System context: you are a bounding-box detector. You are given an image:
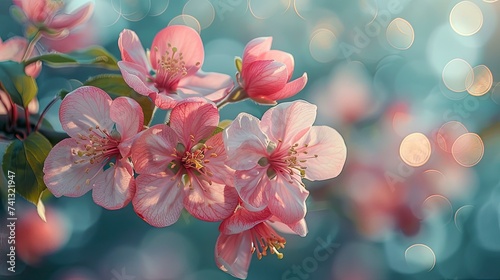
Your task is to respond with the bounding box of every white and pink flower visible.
[215,205,307,279]
[43,86,143,209]
[224,100,347,224]
[118,26,233,109]
[131,98,238,227]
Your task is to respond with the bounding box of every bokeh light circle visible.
[450,1,484,36]
[400,133,432,167]
[436,121,468,153]
[451,133,484,167]
[466,65,493,96]
[168,15,201,34]
[454,205,474,232]
[491,82,500,105]
[421,194,453,224]
[309,28,338,63]
[442,58,474,92]
[249,0,290,19]
[182,0,215,30]
[405,244,436,272]
[386,18,415,50]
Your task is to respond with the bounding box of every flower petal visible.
[241,60,288,98]
[13,0,44,23]
[59,86,113,139]
[150,92,180,109]
[265,73,307,102]
[133,172,185,227]
[39,21,97,52]
[150,25,203,75]
[91,158,135,210]
[110,96,143,141]
[204,133,234,186]
[297,126,347,180]
[260,100,316,145]
[131,124,177,174]
[183,177,238,222]
[177,71,233,103]
[257,50,294,81]
[242,37,272,66]
[220,207,272,235]
[43,138,101,197]
[224,113,269,170]
[267,216,308,237]
[267,175,309,224]
[25,60,42,78]
[131,124,178,174]
[118,61,158,96]
[215,232,253,280]
[235,168,270,211]
[0,36,27,61]
[48,2,94,30]
[118,29,150,71]
[169,99,219,145]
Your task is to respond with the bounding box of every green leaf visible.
[0,61,38,108]
[210,126,224,137]
[2,132,52,205]
[26,46,119,70]
[83,74,155,125]
[84,74,133,94]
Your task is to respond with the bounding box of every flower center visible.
[72,125,121,167]
[154,44,200,92]
[182,148,206,171]
[264,142,318,184]
[168,140,219,188]
[250,222,286,260]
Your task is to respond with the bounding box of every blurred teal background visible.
[1,0,500,279]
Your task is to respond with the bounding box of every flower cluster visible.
[41,24,347,278]
[1,2,346,277]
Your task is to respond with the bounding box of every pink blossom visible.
[17,207,68,264]
[236,37,308,105]
[215,205,307,279]
[117,26,233,109]
[0,36,41,114]
[13,0,94,38]
[43,86,143,209]
[131,99,238,227]
[224,101,347,224]
[40,18,98,53]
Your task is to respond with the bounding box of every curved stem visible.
[35,95,60,132]
[6,94,18,130]
[22,30,41,62]
[0,95,11,131]
[24,107,30,134]
[216,86,247,109]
